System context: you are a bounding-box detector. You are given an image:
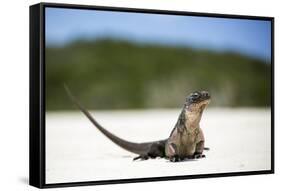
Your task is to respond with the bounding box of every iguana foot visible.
[193,153,205,159]
[133,155,149,161]
[169,155,182,162]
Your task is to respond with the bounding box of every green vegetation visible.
[46,39,271,110]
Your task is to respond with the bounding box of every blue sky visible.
[46,7,271,61]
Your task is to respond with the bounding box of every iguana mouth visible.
[199,99,211,109]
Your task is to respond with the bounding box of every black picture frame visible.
[29,2,275,188]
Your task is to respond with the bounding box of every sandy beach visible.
[45,108,271,184]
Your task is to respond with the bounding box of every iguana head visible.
[183,91,211,128]
[186,91,211,109]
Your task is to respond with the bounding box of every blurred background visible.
[45,8,272,182]
[45,8,271,110]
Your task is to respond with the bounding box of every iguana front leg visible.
[166,142,182,162]
[194,128,206,158]
[194,140,205,158]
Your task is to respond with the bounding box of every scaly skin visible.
[64,85,210,162]
[165,95,210,161]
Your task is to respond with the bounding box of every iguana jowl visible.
[64,86,211,162]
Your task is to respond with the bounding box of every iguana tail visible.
[64,84,156,156]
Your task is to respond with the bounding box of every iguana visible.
[64,85,211,162]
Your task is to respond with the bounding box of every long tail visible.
[64,84,155,155]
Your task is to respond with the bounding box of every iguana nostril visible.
[202,91,210,97]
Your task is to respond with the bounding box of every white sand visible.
[46,108,271,184]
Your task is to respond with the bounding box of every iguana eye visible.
[193,92,199,97]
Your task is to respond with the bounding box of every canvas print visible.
[44,6,272,184]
